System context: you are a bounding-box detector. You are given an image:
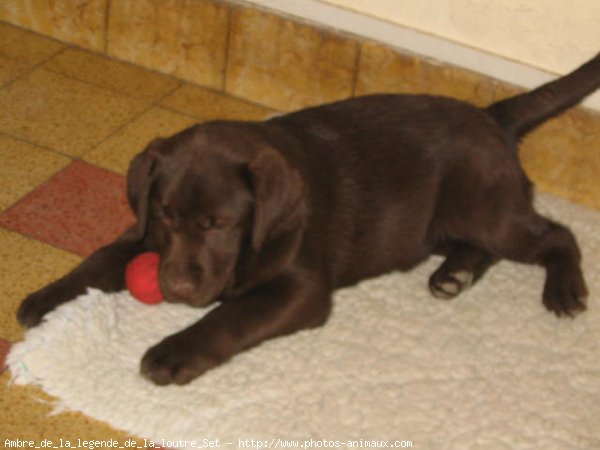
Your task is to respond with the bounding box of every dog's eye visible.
[159,205,176,222]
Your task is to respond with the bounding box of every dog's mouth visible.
[159,269,235,308]
[159,279,215,307]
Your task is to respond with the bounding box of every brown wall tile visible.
[0,0,107,51]
[107,0,229,90]
[226,7,357,111]
[356,41,495,106]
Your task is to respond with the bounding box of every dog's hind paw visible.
[429,270,474,300]
[543,266,588,317]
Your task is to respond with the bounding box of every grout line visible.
[221,3,234,93]
[0,45,69,91]
[153,78,187,107]
[39,61,171,103]
[154,104,202,121]
[76,108,159,161]
[103,0,112,54]
[0,130,75,160]
[0,56,34,89]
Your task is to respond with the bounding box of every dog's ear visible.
[126,138,164,237]
[248,148,305,252]
[236,147,306,291]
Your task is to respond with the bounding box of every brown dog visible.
[18,53,600,385]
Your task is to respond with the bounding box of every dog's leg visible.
[140,269,330,385]
[490,213,587,316]
[429,242,497,299]
[17,227,145,328]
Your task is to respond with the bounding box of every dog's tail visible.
[487,52,600,140]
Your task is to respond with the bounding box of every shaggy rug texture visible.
[8,193,600,449]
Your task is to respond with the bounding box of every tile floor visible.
[0,22,274,446]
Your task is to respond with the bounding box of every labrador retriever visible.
[17,52,600,385]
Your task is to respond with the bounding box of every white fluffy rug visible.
[8,193,600,449]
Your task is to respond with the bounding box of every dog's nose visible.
[162,262,201,301]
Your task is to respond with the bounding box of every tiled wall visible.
[1,0,598,210]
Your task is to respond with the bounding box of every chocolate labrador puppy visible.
[18,53,600,385]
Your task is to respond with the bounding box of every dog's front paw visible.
[543,266,588,317]
[140,333,223,385]
[17,290,59,328]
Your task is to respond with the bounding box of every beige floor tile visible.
[0,229,81,342]
[43,48,180,101]
[0,372,136,445]
[226,7,357,111]
[161,84,277,121]
[0,134,71,211]
[0,0,108,51]
[0,22,64,65]
[107,0,229,90]
[0,68,149,157]
[0,54,30,86]
[84,106,197,175]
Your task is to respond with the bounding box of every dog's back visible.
[267,96,518,286]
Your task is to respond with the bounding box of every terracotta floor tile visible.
[0,22,64,66]
[161,84,277,121]
[0,228,81,342]
[43,47,181,101]
[0,161,135,257]
[0,133,71,211]
[0,67,149,157]
[84,106,197,175]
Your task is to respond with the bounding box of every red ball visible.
[125,252,164,304]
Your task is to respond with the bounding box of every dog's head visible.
[126,122,305,307]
